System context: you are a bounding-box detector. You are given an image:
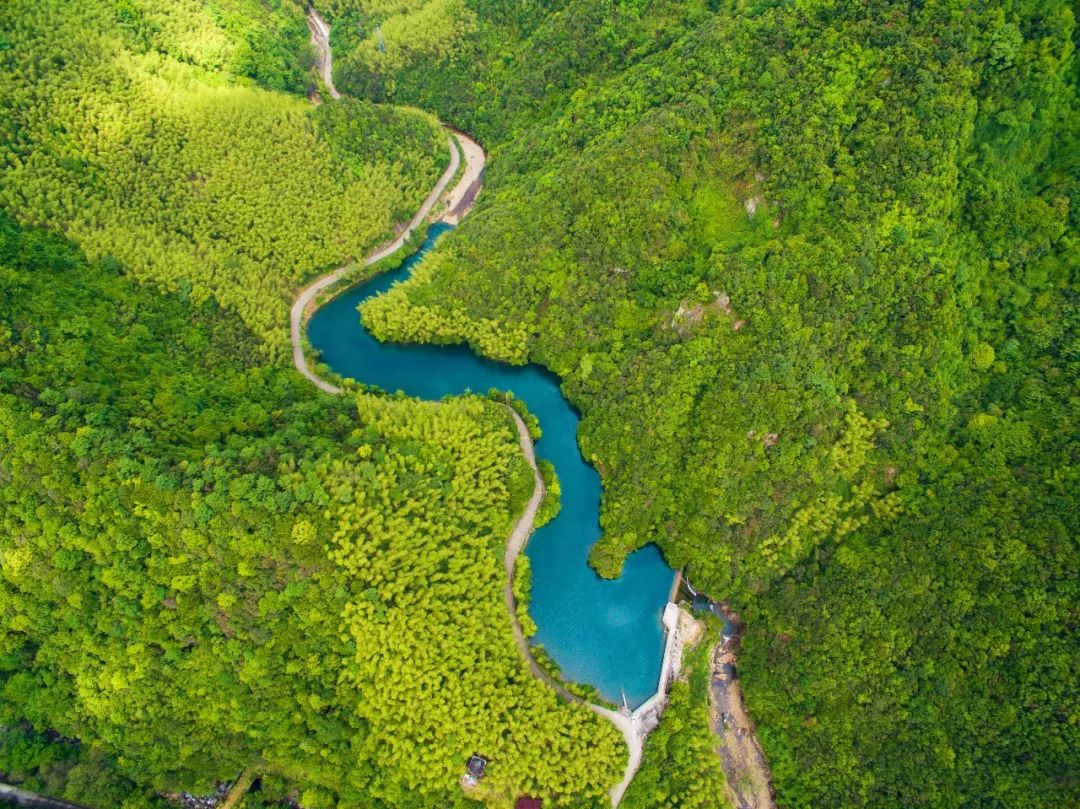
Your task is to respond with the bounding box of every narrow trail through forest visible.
[501,410,644,806]
[292,10,779,808]
[289,134,461,393]
[306,8,339,100]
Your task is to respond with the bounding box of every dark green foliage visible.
[313,98,449,189]
[0,724,169,809]
[209,0,314,93]
[0,2,627,805]
[322,0,1080,805]
[0,210,358,798]
[0,213,622,806]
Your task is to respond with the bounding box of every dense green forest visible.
[1,723,169,808]
[0,212,622,806]
[318,0,1079,806]
[0,0,449,359]
[2,0,1077,806]
[0,2,626,806]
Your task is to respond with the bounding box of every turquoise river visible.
[308,223,673,707]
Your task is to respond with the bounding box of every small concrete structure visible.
[601,602,700,806]
[0,782,90,809]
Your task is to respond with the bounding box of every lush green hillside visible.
[0,2,625,806]
[0,0,449,360]
[318,0,1079,805]
[0,212,622,806]
[3,0,1076,806]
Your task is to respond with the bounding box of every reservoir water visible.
[307,223,673,707]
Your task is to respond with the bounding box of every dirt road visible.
[307,8,340,99]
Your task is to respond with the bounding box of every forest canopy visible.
[0,1,625,806]
[0,0,1076,806]
[0,211,623,806]
[317,0,1080,805]
[0,0,449,359]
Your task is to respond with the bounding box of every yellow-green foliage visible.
[513,555,538,638]
[106,0,316,92]
[0,216,623,806]
[0,0,447,359]
[317,0,1080,804]
[362,250,529,363]
[828,400,889,479]
[319,0,475,72]
[750,401,889,577]
[327,394,622,804]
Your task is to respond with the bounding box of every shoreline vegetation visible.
[288,132,462,394]
[2,3,622,806]
[2,1,1074,808]
[295,12,762,807]
[0,206,626,805]
[293,14,670,804]
[314,1,1078,807]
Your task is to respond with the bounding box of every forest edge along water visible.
[291,9,714,807]
[297,9,674,713]
[295,151,671,807]
[299,146,676,708]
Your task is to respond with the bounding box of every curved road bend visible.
[441,131,486,224]
[290,144,643,802]
[289,134,462,394]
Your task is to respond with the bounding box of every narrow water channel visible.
[308,223,673,707]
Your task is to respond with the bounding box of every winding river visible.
[307,223,674,707]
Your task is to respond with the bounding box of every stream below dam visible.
[307,222,674,707]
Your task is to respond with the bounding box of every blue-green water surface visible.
[307,223,673,707]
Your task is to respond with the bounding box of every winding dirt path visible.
[289,133,464,393]
[288,138,644,800]
[501,411,642,806]
[292,10,643,806]
[502,412,547,678]
[307,8,340,100]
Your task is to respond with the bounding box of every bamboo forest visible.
[1,2,1076,809]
